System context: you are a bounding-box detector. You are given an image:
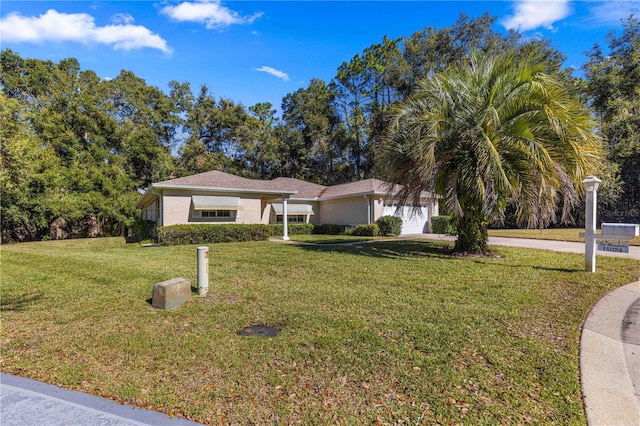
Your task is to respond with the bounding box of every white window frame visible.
[275,214,308,223]
[192,210,237,220]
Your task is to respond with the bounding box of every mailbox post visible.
[197,246,209,296]
[582,176,601,272]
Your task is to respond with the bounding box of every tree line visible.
[1,14,638,243]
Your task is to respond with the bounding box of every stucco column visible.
[282,195,290,241]
[365,195,371,225]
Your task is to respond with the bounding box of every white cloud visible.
[502,0,572,31]
[160,0,263,29]
[111,13,135,26]
[585,1,640,26]
[0,9,171,53]
[254,66,290,82]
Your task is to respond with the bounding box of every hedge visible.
[266,223,314,236]
[157,224,270,245]
[376,215,402,236]
[431,215,455,234]
[312,223,350,235]
[351,224,379,237]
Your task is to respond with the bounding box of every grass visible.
[2,237,639,424]
[488,228,640,246]
[289,234,382,244]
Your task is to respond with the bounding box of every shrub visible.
[376,215,402,236]
[157,224,269,246]
[266,223,314,236]
[431,215,455,234]
[126,217,155,243]
[351,224,379,237]
[312,223,350,235]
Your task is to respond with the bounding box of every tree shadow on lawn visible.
[468,258,583,273]
[297,239,584,273]
[0,292,44,312]
[297,239,456,260]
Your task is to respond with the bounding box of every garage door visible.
[383,204,430,235]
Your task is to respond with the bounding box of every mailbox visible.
[601,223,640,237]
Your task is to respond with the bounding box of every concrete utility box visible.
[152,278,191,310]
[601,223,640,237]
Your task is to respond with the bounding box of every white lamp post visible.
[582,176,602,272]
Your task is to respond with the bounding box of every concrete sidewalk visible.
[0,373,202,426]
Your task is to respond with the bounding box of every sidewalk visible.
[580,282,640,425]
[0,373,202,426]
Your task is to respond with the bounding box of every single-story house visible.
[136,170,438,236]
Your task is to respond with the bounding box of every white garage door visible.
[383,204,430,235]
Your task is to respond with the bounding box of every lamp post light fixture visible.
[582,176,602,272]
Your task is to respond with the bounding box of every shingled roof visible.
[140,170,431,206]
[155,170,288,193]
[321,178,392,199]
[270,177,326,199]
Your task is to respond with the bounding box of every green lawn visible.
[2,237,639,424]
[489,228,640,246]
[288,234,381,244]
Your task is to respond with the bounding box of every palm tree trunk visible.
[453,212,489,254]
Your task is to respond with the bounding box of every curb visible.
[0,373,202,426]
[580,281,640,425]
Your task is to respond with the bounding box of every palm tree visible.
[379,51,604,254]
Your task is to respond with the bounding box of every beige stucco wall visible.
[161,190,263,226]
[142,187,439,229]
[308,201,320,224]
[371,197,385,222]
[318,196,369,225]
[260,200,320,224]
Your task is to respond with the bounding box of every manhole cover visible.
[238,325,281,338]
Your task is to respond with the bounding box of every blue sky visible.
[2,1,639,113]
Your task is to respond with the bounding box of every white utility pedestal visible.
[197,246,209,296]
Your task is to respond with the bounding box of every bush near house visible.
[351,224,380,237]
[157,224,270,245]
[266,223,314,236]
[376,215,403,236]
[126,218,156,243]
[312,223,351,235]
[157,223,316,245]
[431,215,455,234]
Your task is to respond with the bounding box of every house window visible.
[202,210,232,218]
[192,210,236,220]
[276,214,307,223]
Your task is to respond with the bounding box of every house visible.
[136,171,438,236]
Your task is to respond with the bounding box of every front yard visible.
[1,237,638,424]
